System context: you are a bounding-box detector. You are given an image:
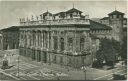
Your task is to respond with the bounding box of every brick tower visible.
[108,10,124,42]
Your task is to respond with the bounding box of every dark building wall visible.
[0,27,19,50]
[19,47,92,68]
[0,35,3,50]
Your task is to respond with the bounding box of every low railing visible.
[20,18,90,26]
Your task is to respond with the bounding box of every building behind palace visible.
[0,27,19,50]
[0,8,127,68]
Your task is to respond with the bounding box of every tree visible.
[111,38,121,61]
[120,36,127,62]
[95,37,120,66]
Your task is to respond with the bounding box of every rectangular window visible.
[53,36,58,50]
[80,38,85,52]
[119,15,122,18]
[53,55,57,63]
[60,56,63,64]
[68,38,73,52]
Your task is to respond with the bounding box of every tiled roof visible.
[54,12,66,18]
[54,12,65,16]
[66,8,83,13]
[90,20,112,30]
[100,17,109,20]
[0,26,19,31]
[41,11,52,16]
[108,10,124,15]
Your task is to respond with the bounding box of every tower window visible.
[110,15,113,19]
[119,15,122,18]
[117,15,119,18]
[113,15,116,18]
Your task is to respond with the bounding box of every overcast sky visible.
[0,0,127,29]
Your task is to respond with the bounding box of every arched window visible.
[53,36,58,50]
[60,38,64,51]
[80,38,85,51]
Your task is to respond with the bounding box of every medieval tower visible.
[108,10,124,42]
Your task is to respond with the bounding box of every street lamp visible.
[81,66,87,80]
[92,44,95,61]
[17,54,20,78]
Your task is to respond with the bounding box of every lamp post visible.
[92,44,95,62]
[48,21,51,65]
[81,66,87,80]
[17,54,19,78]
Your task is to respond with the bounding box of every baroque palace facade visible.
[0,8,126,68]
[18,8,112,68]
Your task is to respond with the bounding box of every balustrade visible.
[20,18,90,26]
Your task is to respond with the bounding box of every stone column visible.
[24,31,26,48]
[35,31,38,47]
[46,31,49,50]
[72,31,75,53]
[22,31,25,48]
[39,31,41,48]
[24,31,27,48]
[48,31,51,51]
[19,30,23,48]
[29,30,32,47]
[57,31,60,51]
[51,31,54,51]
[29,30,31,47]
[43,31,46,50]
[65,31,67,52]
[32,31,35,47]
[41,31,44,49]
[26,30,29,48]
[33,31,35,47]
[43,31,46,49]
[73,30,77,53]
[37,31,39,48]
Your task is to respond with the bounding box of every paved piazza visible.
[0,49,126,80]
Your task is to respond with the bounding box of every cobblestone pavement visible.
[0,49,126,80]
